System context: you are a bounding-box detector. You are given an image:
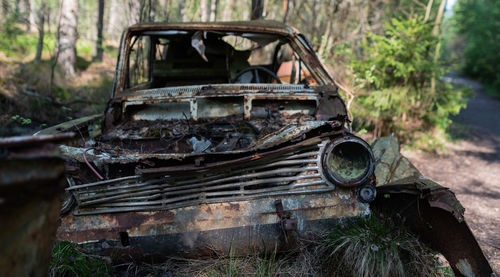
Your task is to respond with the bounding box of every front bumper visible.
[57,190,369,258]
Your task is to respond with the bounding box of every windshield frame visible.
[111,24,334,98]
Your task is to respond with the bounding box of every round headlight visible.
[321,136,374,187]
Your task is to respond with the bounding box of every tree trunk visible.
[200,0,208,21]
[150,0,156,21]
[430,0,447,94]
[55,0,79,77]
[158,0,169,21]
[282,0,290,23]
[222,0,231,21]
[28,0,36,32]
[129,0,141,24]
[2,0,9,19]
[107,0,124,39]
[209,0,217,21]
[14,0,20,15]
[182,0,191,21]
[424,0,434,23]
[34,0,46,63]
[94,0,104,61]
[251,0,264,20]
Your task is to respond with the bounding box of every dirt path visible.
[402,76,500,273]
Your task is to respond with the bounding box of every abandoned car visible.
[35,20,382,256]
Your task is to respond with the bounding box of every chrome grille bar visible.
[70,141,332,214]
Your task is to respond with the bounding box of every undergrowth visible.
[50,216,452,277]
[49,241,110,277]
[0,21,96,61]
[0,22,114,136]
[320,216,444,277]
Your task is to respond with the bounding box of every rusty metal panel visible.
[57,190,369,258]
[374,183,494,277]
[0,134,72,277]
[66,140,332,215]
[372,136,494,276]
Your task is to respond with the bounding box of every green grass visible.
[0,22,110,62]
[320,216,446,277]
[49,241,110,277]
[51,219,453,277]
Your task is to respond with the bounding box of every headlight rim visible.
[320,135,374,188]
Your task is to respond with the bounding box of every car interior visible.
[126,30,317,89]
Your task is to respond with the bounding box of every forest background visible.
[1,0,499,275]
[0,0,498,150]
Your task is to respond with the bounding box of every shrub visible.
[347,17,470,145]
[451,0,500,96]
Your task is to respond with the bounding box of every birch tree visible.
[200,0,208,21]
[55,0,79,77]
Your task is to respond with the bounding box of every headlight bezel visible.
[320,136,374,187]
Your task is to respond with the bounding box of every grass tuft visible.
[320,216,443,277]
[49,241,110,277]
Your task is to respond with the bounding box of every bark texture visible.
[55,0,79,77]
[107,0,119,36]
[94,0,104,61]
[200,0,208,21]
[251,0,264,20]
[209,0,217,21]
[28,0,36,31]
[128,0,141,24]
[34,0,46,62]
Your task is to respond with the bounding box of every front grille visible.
[68,141,333,215]
[128,84,315,97]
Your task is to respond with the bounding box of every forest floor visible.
[2,51,498,273]
[0,54,114,136]
[402,75,500,273]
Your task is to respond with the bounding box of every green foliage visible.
[0,21,57,61]
[0,22,38,58]
[11,114,32,125]
[49,241,110,277]
[322,216,442,277]
[352,17,437,89]
[451,0,500,96]
[348,16,470,144]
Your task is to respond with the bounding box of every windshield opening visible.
[126,30,319,90]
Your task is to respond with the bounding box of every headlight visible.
[321,136,374,187]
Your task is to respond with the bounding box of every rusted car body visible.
[0,134,72,277]
[33,20,494,276]
[36,20,376,257]
[371,137,494,276]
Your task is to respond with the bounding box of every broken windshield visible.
[126,30,318,89]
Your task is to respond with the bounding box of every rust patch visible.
[152,210,176,221]
[115,213,150,228]
[226,203,240,211]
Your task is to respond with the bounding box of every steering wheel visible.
[232,66,282,84]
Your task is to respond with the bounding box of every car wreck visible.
[36,20,374,256]
[34,20,494,276]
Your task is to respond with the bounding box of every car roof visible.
[126,20,296,36]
